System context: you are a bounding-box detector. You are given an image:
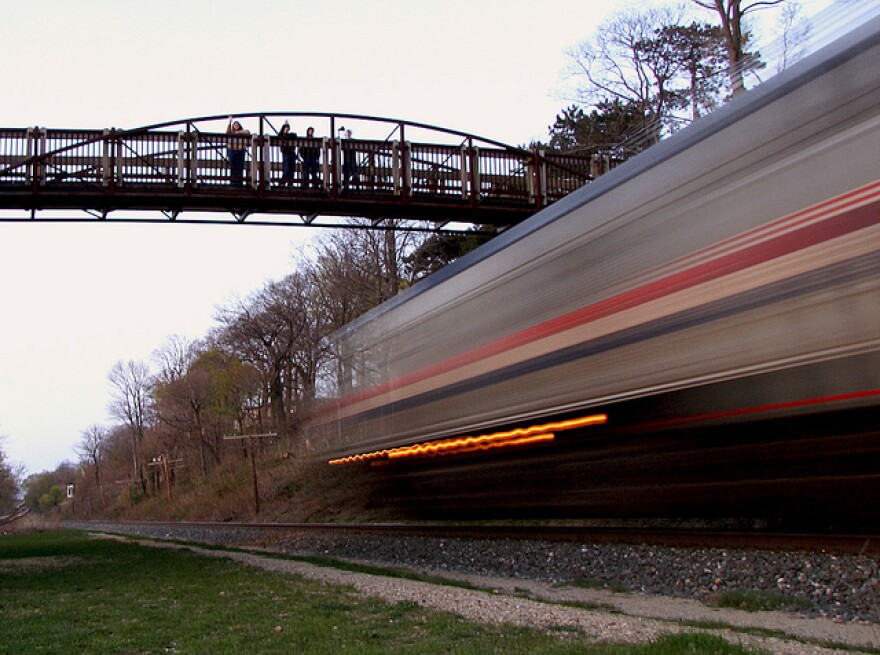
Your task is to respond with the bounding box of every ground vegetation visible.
[0,530,768,655]
[0,438,22,515]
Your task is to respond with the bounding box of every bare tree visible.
[564,5,690,145]
[306,223,427,330]
[775,2,810,73]
[692,0,785,95]
[152,334,200,386]
[305,225,431,398]
[214,271,316,441]
[75,425,107,509]
[154,364,216,475]
[107,360,153,488]
[152,347,261,476]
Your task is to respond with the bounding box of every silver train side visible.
[306,19,880,487]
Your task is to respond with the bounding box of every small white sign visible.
[66,484,74,499]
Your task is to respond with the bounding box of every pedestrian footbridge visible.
[0,112,621,231]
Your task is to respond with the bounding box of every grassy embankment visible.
[73,453,399,523]
[0,529,766,655]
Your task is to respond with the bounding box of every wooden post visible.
[146,455,184,502]
[163,456,172,502]
[249,437,259,514]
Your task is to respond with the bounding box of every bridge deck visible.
[0,115,621,230]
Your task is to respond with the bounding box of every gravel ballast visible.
[67,521,880,627]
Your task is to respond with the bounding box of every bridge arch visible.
[0,112,619,231]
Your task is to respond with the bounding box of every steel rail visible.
[67,520,880,557]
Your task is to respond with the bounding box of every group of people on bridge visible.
[226,118,358,189]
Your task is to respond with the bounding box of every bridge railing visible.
[0,128,30,184]
[0,118,608,218]
[409,142,466,199]
[339,139,399,195]
[45,130,106,185]
[115,130,181,186]
[543,152,618,203]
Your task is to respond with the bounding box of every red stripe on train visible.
[638,388,880,431]
[323,190,880,416]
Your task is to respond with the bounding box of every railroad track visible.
[65,520,880,557]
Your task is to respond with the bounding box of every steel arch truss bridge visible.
[0,113,618,232]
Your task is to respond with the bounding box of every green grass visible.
[111,533,486,591]
[570,576,631,593]
[0,530,769,655]
[710,589,813,613]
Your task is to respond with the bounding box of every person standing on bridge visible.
[338,127,358,190]
[278,122,298,186]
[226,118,250,186]
[301,126,321,189]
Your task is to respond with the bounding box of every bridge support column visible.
[402,141,412,199]
[392,142,401,196]
[258,134,270,191]
[248,135,259,190]
[536,149,547,209]
[460,145,469,199]
[469,145,481,205]
[321,137,331,193]
[176,131,186,188]
[25,128,36,186]
[102,129,112,187]
[188,131,199,187]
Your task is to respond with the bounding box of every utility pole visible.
[222,433,277,515]
[146,454,184,502]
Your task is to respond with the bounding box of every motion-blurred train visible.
[305,17,880,522]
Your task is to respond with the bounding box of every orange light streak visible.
[328,413,607,465]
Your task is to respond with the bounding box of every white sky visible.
[0,0,844,474]
[0,0,624,474]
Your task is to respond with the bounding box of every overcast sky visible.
[0,0,842,474]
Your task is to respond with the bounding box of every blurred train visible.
[305,17,880,522]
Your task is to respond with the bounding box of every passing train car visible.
[306,18,880,520]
